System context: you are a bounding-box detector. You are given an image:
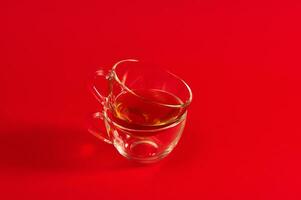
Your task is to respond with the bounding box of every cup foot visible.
[130,140,158,157]
[114,140,171,164]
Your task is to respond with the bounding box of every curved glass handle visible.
[89,69,112,144]
[88,112,112,144]
[91,69,110,104]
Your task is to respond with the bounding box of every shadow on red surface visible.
[0,124,140,174]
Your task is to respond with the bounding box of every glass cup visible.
[88,59,192,163]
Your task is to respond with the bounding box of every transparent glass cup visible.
[89,59,192,163]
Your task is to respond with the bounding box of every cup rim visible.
[111,59,193,109]
[104,109,187,133]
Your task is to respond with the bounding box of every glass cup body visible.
[103,108,187,163]
[89,59,192,163]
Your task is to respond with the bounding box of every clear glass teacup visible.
[89,59,192,163]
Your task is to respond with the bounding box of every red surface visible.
[1,0,301,199]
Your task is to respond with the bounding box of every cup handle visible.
[91,69,110,104]
[89,69,112,144]
[88,112,112,144]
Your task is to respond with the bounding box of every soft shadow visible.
[0,124,139,174]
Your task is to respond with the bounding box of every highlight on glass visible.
[88,59,192,163]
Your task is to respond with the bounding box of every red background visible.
[1,0,301,199]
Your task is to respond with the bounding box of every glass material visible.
[88,59,192,163]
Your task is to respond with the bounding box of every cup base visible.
[114,140,172,164]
